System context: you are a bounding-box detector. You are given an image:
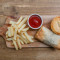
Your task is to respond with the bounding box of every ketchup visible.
[29,15,42,28]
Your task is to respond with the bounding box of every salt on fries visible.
[6,16,34,50]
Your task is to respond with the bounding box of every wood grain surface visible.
[0,0,60,60]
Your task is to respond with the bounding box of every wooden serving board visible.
[0,15,59,48]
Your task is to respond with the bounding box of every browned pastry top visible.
[51,16,60,35]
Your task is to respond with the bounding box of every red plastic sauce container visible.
[27,14,43,29]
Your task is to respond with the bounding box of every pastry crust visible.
[35,26,45,41]
[35,26,60,49]
[51,16,60,35]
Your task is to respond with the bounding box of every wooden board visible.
[0,15,59,48]
[0,0,60,60]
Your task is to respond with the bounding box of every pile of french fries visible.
[6,16,34,50]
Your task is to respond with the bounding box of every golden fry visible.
[6,16,34,50]
[10,26,14,36]
[18,17,27,28]
[16,36,22,49]
[8,27,11,37]
[24,32,34,42]
[19,35,27,44]
[14,28,17,40]
[22,27,29,31]
[16,16,23,24]
[18,24,26,33]
[13,40,18,50]
[10,21,16,27]
[7,38,13,41]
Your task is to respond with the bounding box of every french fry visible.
[10,21,16,24]
[23,32,33,38]
[7,38,13,41]
[16,16,23,24]
[8,27,14,37]
[17,35,24,44]
[10,26,14,36]
[22,27,29,31]
[13,40,18,50]
[16,36,22,49]
[21,32,29,43]
[21,32,26,38]
[10,21,16,26]
[19,35,27,44]
[6,31,8,38]
[24,32,34,42]
[18,24,26,33]
[13,25,18,29]
[20,40,24,45]
[8,27,11,37]
[14,28,17,40]
[6,16,34,50]
[18,17,27,28]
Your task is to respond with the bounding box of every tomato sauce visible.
[29,15,42,28]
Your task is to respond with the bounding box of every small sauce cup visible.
[27,14,43,29]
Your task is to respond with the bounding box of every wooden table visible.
[0,0,60,60]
